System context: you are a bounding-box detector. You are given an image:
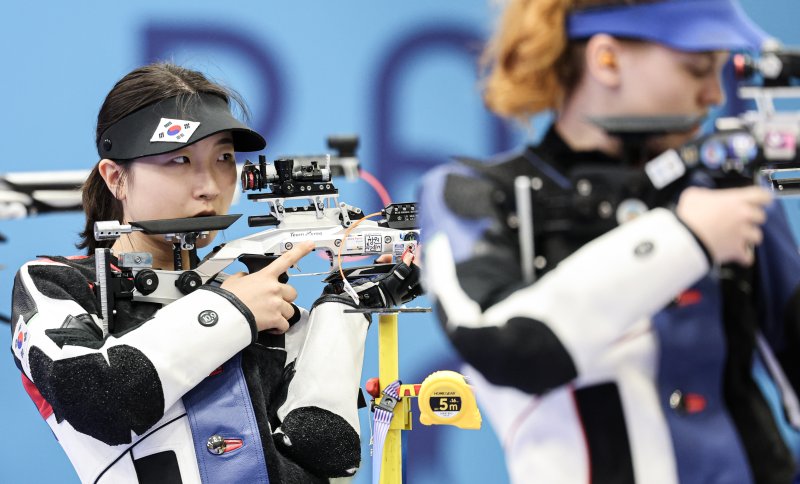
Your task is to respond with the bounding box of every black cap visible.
[97,92,266,160]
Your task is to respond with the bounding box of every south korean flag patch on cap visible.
[150,118,201,143]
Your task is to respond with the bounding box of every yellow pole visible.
[378,312,401,484]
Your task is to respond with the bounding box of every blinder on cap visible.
[97,92,266,160]
[567,0,772,53]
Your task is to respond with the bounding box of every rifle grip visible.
[238,254,289,283]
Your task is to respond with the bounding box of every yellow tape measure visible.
[417,370,481,430]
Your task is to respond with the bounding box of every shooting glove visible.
[312,260,422,310]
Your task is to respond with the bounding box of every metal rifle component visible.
[0,169,88,221]
[94,248,114,336]
[515,176,536,284]
[93,147,419,309]
[91,215,242,306]
[734,42,800,89]
[94,215,239,272]
[194,209,418,278]
[720,44,800,189]
[382,203,418,230]
[131,215,241,234]
[344,307,432,314]
[118,252,153,268]
[94,221,138,241]
[107,215,417,306]
[278,135,361,181]
[134,269,159,296]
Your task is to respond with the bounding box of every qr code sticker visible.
[365,234,383,253]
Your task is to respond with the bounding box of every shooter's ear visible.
[98,159,127,201]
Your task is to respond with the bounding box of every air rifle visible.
[92,148,419,334]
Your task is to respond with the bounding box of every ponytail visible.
[481,0,655,119]
[482,0,572,118]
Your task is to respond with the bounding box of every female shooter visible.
[420,1,800,482]
[10,63,420,483]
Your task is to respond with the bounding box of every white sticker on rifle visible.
[345,233,384,254]
[150,118,201,143]
[644,149,686,190]
[364,233,383,253]
[345,235,364,252]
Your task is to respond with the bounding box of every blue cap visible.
[567,0,771,52]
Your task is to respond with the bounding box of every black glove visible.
[313,261,422,310]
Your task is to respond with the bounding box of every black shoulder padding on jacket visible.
[27,344,165,446]
[277,406,361,478]
[455,255,526,311]
[443,173,499,219]
[442,310,577,394]
[45,314,104,349]
[11,270,38,332]
[28,264,99,316]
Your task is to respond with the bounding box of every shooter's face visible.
[613,44,730,153]
[122,131,238,248]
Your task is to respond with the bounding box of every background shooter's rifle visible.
[508,45,800,283]
[0,169,88,323]
[0,169,87,224]
[92,142,419,335]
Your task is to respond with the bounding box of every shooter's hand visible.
[359,250,422,307]
[676,186,771,267]
[222,241,314,333]
[317,250,422,309]
[374,247,422,267]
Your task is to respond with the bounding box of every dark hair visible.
[78,63,248,252]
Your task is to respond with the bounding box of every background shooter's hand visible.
[221,241,314,333]
[677,186,772,267]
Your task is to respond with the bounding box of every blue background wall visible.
[1,1,798,482]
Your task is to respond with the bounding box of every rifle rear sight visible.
[734,48,800,88]
[241,156,335,198]
[241,155,345,229]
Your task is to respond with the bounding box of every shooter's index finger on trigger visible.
[263,241,315,277]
